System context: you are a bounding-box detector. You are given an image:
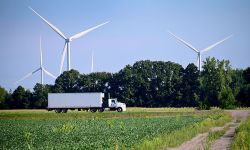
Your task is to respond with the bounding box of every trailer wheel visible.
[90,108,97,113]
[61,109,68,113]
[55,109,62,113]
[98,108,104,112]
[117,107,123,112]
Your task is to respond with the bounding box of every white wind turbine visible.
[29,7,109,74]
[16,37,56,85]
[168,31,232,71]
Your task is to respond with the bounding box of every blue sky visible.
[0,0,250,90]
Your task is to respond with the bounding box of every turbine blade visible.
[43,68,56,79]
[29,7,67,40]
[70,21,109,41]
[16,68,40,84]
[60,43,67,74]
[168,31,199,53]
[201,35,233,52]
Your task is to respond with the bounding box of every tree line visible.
[0,57,249,109]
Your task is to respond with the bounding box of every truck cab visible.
[108,98,126,112]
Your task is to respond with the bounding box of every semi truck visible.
[48,93,126,113]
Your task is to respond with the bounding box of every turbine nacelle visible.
[65,39,71,43]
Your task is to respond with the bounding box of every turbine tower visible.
[168,31,232,71]
[91,51,94,73]
[16,37,56,85]
[29,7,109,74]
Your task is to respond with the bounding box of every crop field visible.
[0,108,231,150]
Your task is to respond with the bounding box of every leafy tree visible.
[181,63,200,107]
[32,83,52,108]
[10,86,30,108]
[54,69,82,93]
[243,67,250,84]
[201,57,235,109]
[0,86,8,109]
[219,87,235,109]
[230,69,244,97]
[110,65,136,106]
[109,60,184,107]
[236,67,250,106]
[80,72,112,92]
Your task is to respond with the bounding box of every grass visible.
[0,108,231,150]
[203,127,228,150]
[0,108,209,120]
[127,107,196,112]
[231,116,250,150]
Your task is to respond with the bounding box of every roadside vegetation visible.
[231,116,250,150]
[203,127,228,150]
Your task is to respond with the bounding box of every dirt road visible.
[211,110,250,150]
[168,110,250,150]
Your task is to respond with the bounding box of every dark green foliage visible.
[9,86,29,108]
[181,63,200,107]
[32,83,52,108]
[230,69,244,97]
[243,67,250,84]
[80,72,112,93]
[200,57,235,109]
[236,67,250,106]
[0,86,8,108]
[0,59,249,109]
[109,60,184,107]
[54,69,82,93]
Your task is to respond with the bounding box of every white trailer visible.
[48,93,126,113]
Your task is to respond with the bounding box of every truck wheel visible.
[55,109,62,113]
[90,108,97,113]
[61,109,68,113]
[117,107,123,112]
[98,108,104,112]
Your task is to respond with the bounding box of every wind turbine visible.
[168,31,232,71]
[16,37,56,85]
[91,51,94,73]
[29,7,109,74]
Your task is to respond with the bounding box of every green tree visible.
[243,67,250,84]
[0,86,8,108]
[32,83,52,108]
[201,57,235,109]
[54,69,82,93]
[109,60,184,107]
[237,67,250,106]
[80,72,112,92]
[230,69,244,97]
[10,86,30,108]
[181,63,200,107]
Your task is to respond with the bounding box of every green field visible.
[0,108,231,150]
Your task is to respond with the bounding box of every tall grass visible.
[127,107,196,112]
[203,127,228,150]
[231,116,250,150]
